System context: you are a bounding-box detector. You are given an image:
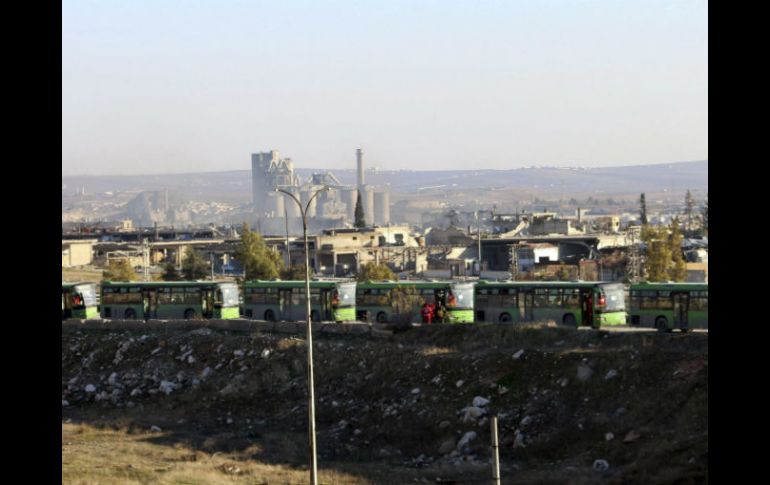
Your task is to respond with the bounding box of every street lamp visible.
[276,186,328,485]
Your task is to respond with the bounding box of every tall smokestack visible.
[356,148,364,187]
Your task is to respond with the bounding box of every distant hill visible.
[62,160,707,202]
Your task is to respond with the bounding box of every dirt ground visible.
[62,323,708,484]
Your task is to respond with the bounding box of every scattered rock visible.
[438,421,451,430]
[513,349,525,360]
[261,349,271,359]
[150,425,162,432]
[84,384,96,393]
[457,431,477,451]
[233,350,245,358]
[513,430,526,448]
[605,432,615,441]
[624,430,641,443]
[456,380,464,388]
[159,381,177,395]
[462,406,486,422]
[520,416,532,427]
[577,365,594,381]
[497,385,509,395]
[593,459,609,471]
[62,400,69,407]
[411,388,421,395]
[439,438,457,455]
[605,369,619,380]
[558,378,569,387]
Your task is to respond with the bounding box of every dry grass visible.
[62,267,104,283]
[62,422,374,485]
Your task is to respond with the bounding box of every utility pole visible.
[210,252,215,280]
[476,209,482,276]
[142,239,150,281]
[277,186,329,485]
[284,205,292,268]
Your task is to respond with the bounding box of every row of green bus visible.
[62,280,707,331]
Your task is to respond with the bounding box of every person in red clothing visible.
[421,301,435,324]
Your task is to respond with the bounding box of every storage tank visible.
[362,185,374,226]
[374,191,390,225]
[265,192,284,218]
[341,187,358,222]
[300,190,318,218]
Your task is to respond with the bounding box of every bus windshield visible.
[600,284,625,312]
[76,284,98,307]
[450,283,474,310]
[335,283,356,308]
[218,284,240,307]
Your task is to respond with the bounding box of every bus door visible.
[62,291,70,319]
[519,289,534,321]
[203,289,215,318]
[321,289,332,321]
[143,289,158,319]
[279,288,293,320]
[673,292,689,329]
[580,290,594,326]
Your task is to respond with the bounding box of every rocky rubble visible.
[62,324,708,482]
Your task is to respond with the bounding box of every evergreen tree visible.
[182,250,209,280]
[354,191,366,228]
[642,226,671,282]
[161,262,181,281]
[234,222,284,280]
[639,193,648,225]
[281,264,308,280]
[684,190,696,232]
[102,259,138,282]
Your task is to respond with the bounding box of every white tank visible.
[300,190,318,218]
[283,190,301,218]
[363,186,375,226]
[341,188,358,222]
[374,191,390,225]
[266,192,284,218]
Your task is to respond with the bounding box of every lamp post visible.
[276,186,328,485]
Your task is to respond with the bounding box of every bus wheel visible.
[264,310,276,322]
[376,312,388,323]
[311,310,320,322]
[184,309,196,320]
[655,316,670,333]
[124,308,137,320]
[499,313,511,323]
[562,313,577,326]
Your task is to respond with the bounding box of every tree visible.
[102,259,137,282]
[161,262,181,281]
[668,218,687,282]
[357,262,396,282]
[684,190,696,232]
[281,264,307,280]
[182,250,209,280]
[234,222,284,280]
[354,191,366,228]
[639,193,648,226]
[642,226,671,282]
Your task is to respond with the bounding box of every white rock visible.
[108,373,118,385]
[558,378,569,387]
[411,388,421,395]
[457,431,477,450]
[226,418,233,424]
[84,384,96,393]
[201,367,213,379]
[150,425,162,432]
[439,438,456,454]
[62,400,69,407]
[605,369,619,380]
[233,350,245,358]
[462,406,485,422]
[593,459,609,471]
[159,381,177,395]
[261,349,271,359]
[456,380,464,388]
[513,349,525,360]
[513,431,526,448]
[520,416,532,427]
[187,355,196,364]
[472,396,490,407]
[605,432,615,441]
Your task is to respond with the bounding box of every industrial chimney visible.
[356,148,364,187]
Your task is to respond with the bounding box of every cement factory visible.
[250,148,390,233]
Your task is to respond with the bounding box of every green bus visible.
[242,280,357,323]
[100,281,241,320]
[356,281,475,324]
[62,282,99,320]
[474,281,627,328]
[628,282,708,332]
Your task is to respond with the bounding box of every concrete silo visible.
[374,191,390,225]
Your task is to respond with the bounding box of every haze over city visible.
[62,0,707,176]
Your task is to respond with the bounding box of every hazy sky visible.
[62,0,708,175]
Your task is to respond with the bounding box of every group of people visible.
[421,289,457,324]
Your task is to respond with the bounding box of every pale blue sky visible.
[62,0,708,175]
